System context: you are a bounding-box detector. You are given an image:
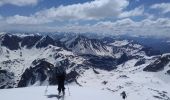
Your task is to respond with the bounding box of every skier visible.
[57,67,66,96]
[54,62,66,96]
[48,62,66,96]
[120,91,127,100]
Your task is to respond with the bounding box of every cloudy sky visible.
[0,0,170,37]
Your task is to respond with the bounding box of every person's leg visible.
[58,83,62,95]
[61,81,65,95]
[62,88,65,95]
[123,96,125,99]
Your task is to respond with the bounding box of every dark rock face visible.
[67,35,87,48]
[55,40,65,49]
[102,37,115,44]
[117,53,129,65]
[0,70,15,89]
[66,70,79,83]
[0,70,7,74]
[83,55,117,71]
[21,35,42,48]
[134,59,145,66]
[167,70,170,75]
[143,55,170,72]
[82,53,131,71]
[140,47,161,56]
[0,34,57,50]
[93,68,100,74]
[117,75,129,79]
[91,39,107,51]
[18,59,71,87]
[102,81,108,85]
[18,68,35,87]
[1,34,21,50]
[18,60,54,87]
[36,35,55,48]
[0,34,64,49]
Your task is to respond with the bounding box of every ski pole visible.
[44,84,49,95]
[45,66,53,95]
[67,83,70,96]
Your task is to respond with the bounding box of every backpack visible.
[53,62,66,76]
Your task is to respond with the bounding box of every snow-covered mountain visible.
[0,33,170,100]
[0,33,85,88]
[64,35,113,56]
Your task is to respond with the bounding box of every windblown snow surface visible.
[0,85,115,100]
[76,59,170,100]
[1,61,170,100]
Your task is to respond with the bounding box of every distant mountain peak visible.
[36,35,55,48]
[65,35,111,56]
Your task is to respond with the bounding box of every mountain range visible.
[0,32,170,99]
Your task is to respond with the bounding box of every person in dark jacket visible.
[48,61,66,96]
[120,91,127,100]
[54,62,66,96]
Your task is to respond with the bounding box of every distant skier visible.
[120,91,127,100]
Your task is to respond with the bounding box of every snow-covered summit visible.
[65,35,113,56]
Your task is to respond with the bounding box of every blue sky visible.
[0,0,170,38]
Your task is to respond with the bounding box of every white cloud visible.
[34,0,129,20]
[97,18,170,37]
[119,6,144,18]
[6,15,51,25]
[144,13,155,19]
[2,17,170,38]
[5,0,144,25]
[5,0,129,25]
[151,3,170,14]
[5,0,145,25]
[0,0,39,6]
[54,18,170,37]
[0,15,3,19]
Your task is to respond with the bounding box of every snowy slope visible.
[76,59,170,100]
[0,86,115,100]
[1,81,170,100]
